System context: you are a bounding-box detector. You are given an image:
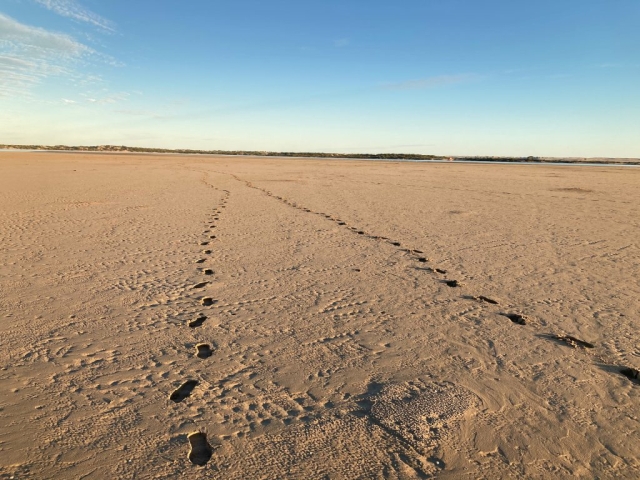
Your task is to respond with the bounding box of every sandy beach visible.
[1,151,639,479]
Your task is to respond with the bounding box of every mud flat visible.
[1,152,639,478]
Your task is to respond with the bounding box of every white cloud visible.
[33,0,115,32]
[0,13,94,96]
[384,74,479,90]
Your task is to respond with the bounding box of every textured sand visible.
[0,152,639,479]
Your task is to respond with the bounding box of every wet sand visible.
[1,152,639,478]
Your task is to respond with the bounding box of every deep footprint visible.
[554,335,595,349]
[620,367,639,382]
[202,269,214,275]
[188,431,213,466]
[195,259,206,264]
[474,295,499,305]
[203,250,212,254]
[170,380,198,403]
[189,314,207,328]
[201,297,214,306]
[445,280,461,287]
[417,257,428,263]
[503,313,527,325]
[196,343,213,359]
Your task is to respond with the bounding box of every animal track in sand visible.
[196,343,213,359]
[203,250,212,254]
[416,257,428,263]
[200,241,209,246]
[195,259,206,264]
[210,235,217,239]
[503,313,527,325]
[188,431,213,465]
[435,268,447,274]
[193,282,209,289]
[202,269,214,275]
[170,380,198,403]
[189,314,207,328]
[444,280,461,288]
[201,297,214,306]
[390,241,401,247]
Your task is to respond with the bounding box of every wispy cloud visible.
[33,0,115,32]
[0,13,95,96]
[384,74,479,90]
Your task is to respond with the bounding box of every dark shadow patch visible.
[203,269,214,275]
[193,282,209,289]
[444,280,460,288]
[201,297,214,306]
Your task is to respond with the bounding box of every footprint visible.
[338,222,346,226]
[195,259,206,264]
[473,295,499,305]
[196,343,213,359]
[210,235,217,239]
[203,250,212,254]
[503,313,527,325]
[416,257,428,263]
[435,268,447,274]
[202,269,214,275]
[200,242,209,246]
[193,282,209,289]
[391,242,401,247]
[357,231,365,235]
[189,314,207,328]
[170,380,198,403]
[201,297,214,306]
[444,280,461,288]
[188,431,213,466]
[620,367,639,382]
[554,335,594,349]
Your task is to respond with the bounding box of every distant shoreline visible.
[1,144,638,165]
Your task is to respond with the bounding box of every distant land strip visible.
[1,144,638,165]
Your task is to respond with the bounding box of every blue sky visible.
[1,0,638,157]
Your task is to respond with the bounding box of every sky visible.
[1,0,638,157]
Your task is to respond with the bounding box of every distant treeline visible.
[1,145,637,164]
[0,144,445,160]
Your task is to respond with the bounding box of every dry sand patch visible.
[1,152,639,478]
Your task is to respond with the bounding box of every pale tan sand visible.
[1,152,639,479]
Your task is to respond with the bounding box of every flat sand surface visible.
[1,152,639,479]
